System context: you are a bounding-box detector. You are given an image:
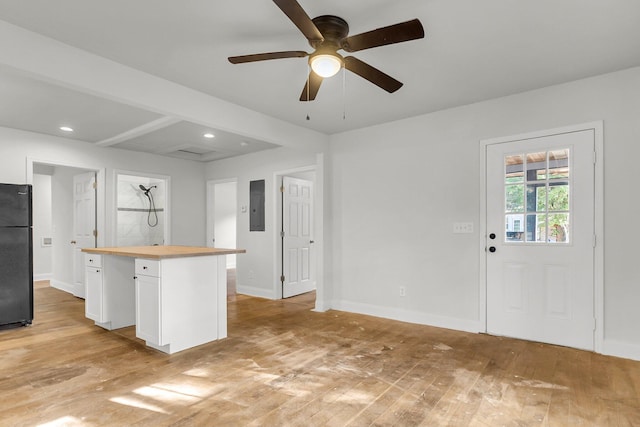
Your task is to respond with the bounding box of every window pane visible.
[526,152,547,181]
[505,214,525,241]
[526,213,547,242]
[549,149,570,179]
[528,184,547,212]
[505,154,524,183]
[505,184,524,212]
[549,214,570,243]
[548,183,569,212]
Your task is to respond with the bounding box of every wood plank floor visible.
[1,283,640,426]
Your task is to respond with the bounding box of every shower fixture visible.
[139,184,159,227]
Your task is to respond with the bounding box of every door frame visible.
[479,121,604,353]
[206,178,238,266]
[113,169,171,246]
[26,157,105,249]
[273,165,320,302]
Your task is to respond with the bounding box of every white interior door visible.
[486,129,595,350]
[72,172,96,298]
[282,177,315,298]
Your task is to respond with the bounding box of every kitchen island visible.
[82,245,245,354]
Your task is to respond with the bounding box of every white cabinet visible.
[85,262,104,322]
[83,254,135,330]
[135,259,162,346]
[84,248,232,354]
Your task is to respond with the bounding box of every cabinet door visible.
[135,275,161,344]
[85,267,103,322]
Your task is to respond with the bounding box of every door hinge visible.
[593,150,597,165]
[93,229,98,238]
[280,185,285,193]
[93,181,97,189]
[593,234,597,248]
[593,317,597,331]
[280,230,285,238]
[280,275,285,283]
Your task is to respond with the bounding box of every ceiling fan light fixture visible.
[310,53,342,78]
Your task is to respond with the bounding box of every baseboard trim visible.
[331,299,483,334]
[236,284,275,300]
[603,339,640,361]
[34,273,53,282]
[50,279,76,295]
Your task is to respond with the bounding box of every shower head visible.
[139,184,157,195]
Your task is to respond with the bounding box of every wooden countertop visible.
[82,245,246,259]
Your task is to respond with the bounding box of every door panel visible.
[486,130,595,350]
[282,177,315,298]
[73,172,96,298]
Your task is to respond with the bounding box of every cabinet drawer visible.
[85,254,102,268]
[135,259,160,277]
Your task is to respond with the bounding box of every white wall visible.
[329,66,640,360]
[205,147,317,299]
[32,173,52,280]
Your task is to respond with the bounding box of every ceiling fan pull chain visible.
[342,65,347,120]
[306,64,311,120]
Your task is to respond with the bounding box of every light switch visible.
[453,222,474,233]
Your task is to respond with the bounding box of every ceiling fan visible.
[228,0,425,101]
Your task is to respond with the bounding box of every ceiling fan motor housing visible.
[310,15,349,50]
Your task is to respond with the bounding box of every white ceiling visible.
[1,0,640,160]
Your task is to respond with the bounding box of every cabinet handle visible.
[133,276,137,279]
[143,266,148,270]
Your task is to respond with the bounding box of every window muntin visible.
[504,148,570,244]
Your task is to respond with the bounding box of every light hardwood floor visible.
[1,282,640,426]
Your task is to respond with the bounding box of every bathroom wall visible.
[116,174,166,246]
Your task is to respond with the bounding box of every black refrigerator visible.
[0,183,33,328]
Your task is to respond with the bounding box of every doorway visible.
[27,159,105,297]
[206,179,238,262]
[276,169,316,299]
[481,122,603,351]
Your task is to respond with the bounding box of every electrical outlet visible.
[453,222,474,234]
[399,286,406,297]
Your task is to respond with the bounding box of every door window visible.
[503,148,570,244]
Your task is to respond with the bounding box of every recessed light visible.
[203,133,215,139]
[59,126,74,132]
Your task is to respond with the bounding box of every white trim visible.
[33,273,53,282]
[479,121,604,353]
[603,339,640,362]
[332,300,483,334]
[236,285,276,300]
[272,164,319,301]
[50,279,77,295]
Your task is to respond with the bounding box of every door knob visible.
[310,240,315,244]
[70,240,77,244]
[489,246,496,253]
[489,233,496,240]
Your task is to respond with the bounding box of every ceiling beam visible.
[0,20,329,153]
[96,116,182,147]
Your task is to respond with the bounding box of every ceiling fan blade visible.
[299,70,323,101]
[273,0,324,43]
[344,56,403,93]
[342,19,425,52]
[228,51,308,64]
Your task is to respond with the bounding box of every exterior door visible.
[282,177,315,298]
[72,172,96,298]
[486,129,595,350]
